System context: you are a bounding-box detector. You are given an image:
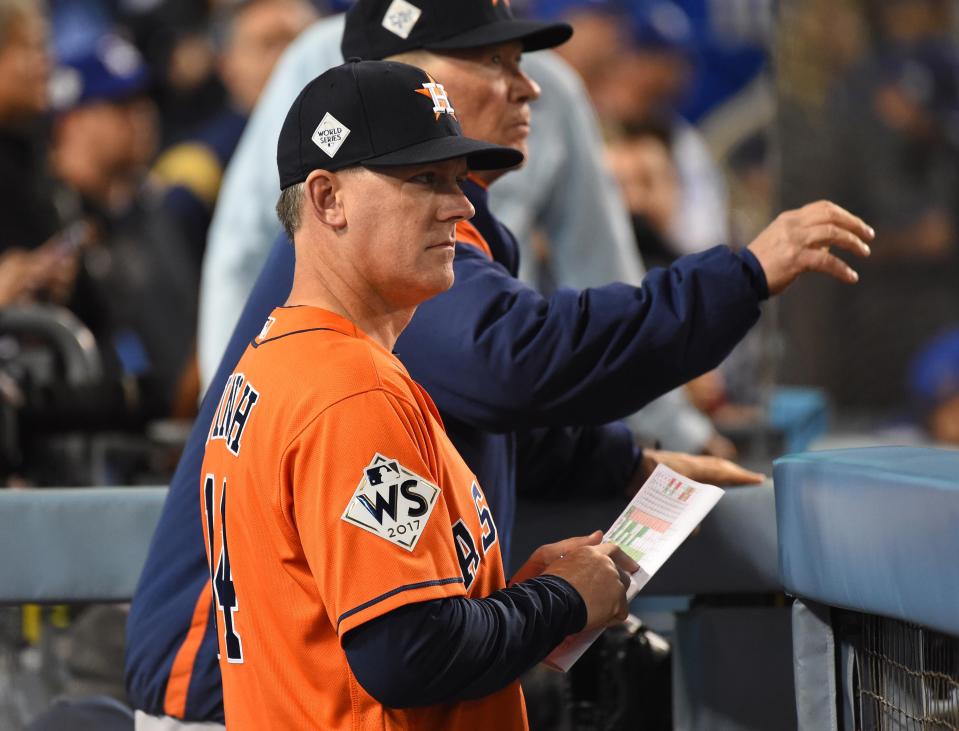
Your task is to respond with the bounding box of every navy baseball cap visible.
[277,60,524,189]
[341,0,573,60]
[49,34,149,112]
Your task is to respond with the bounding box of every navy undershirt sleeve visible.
[342,575,586,708]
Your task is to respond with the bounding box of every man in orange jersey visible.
[200,58,639,730]
[131,4,874,729]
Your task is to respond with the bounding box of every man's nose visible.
[513,69,541,103]
[442,191,475,223]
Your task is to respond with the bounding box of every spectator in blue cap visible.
[909,329,959,445]
[50,33,157,213]
[46,32,199,428]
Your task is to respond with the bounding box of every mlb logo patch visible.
[382,0,421,39]
[312,112,350,158]
[341,454,440,551]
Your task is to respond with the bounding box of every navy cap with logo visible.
[277,60,524,189]
[341,0,573,60]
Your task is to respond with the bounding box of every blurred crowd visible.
[0,0,957,728]
[0,0,318,484]
[776,0,959,442]
[0,0,958,488]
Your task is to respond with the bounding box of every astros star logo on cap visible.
[415,73,455,120]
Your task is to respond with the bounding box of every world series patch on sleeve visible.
[545,464,724,672]
[341,453,441,551]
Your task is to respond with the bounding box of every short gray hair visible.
[275,183,305,241]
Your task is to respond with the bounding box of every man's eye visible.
[411,172,436,185]
[490,54,503,66]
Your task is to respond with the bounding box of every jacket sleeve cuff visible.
[738,247,770,300]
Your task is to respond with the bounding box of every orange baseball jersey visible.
[200,305,527,730]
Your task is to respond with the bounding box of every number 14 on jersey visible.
[203,474,244,664]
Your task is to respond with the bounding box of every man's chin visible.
[423,266,456,298]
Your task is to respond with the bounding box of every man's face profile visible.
[330,158,474,309]
[422,41,539,161]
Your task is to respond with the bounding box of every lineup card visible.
[544,464,724,672]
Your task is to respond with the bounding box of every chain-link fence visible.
[835,610,959,730]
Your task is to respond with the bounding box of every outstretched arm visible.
[399,243,769,432]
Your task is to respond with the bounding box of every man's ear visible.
[304,169,347,230]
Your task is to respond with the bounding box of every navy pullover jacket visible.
[125,178,768,721]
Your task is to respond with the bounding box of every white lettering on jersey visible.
[341,453,440,552]
[208,373,260,456]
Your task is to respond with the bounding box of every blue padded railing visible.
[1,482,781,606]
[513,484,780,595]
[774,446,959,638]
[0,487,166,604]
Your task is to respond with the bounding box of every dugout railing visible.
[11,450,956,729]
[775,447,959,731]
[1,480,793,729]
[514,482,796,730]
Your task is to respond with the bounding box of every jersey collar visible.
[255,305,408,364]
[255,305,359,344]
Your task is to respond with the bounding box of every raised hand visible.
[747,200,874,295]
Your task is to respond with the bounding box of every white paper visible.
[544,464,724,672]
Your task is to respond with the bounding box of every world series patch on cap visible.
[276,59,524,189]
[342,0,573,61]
